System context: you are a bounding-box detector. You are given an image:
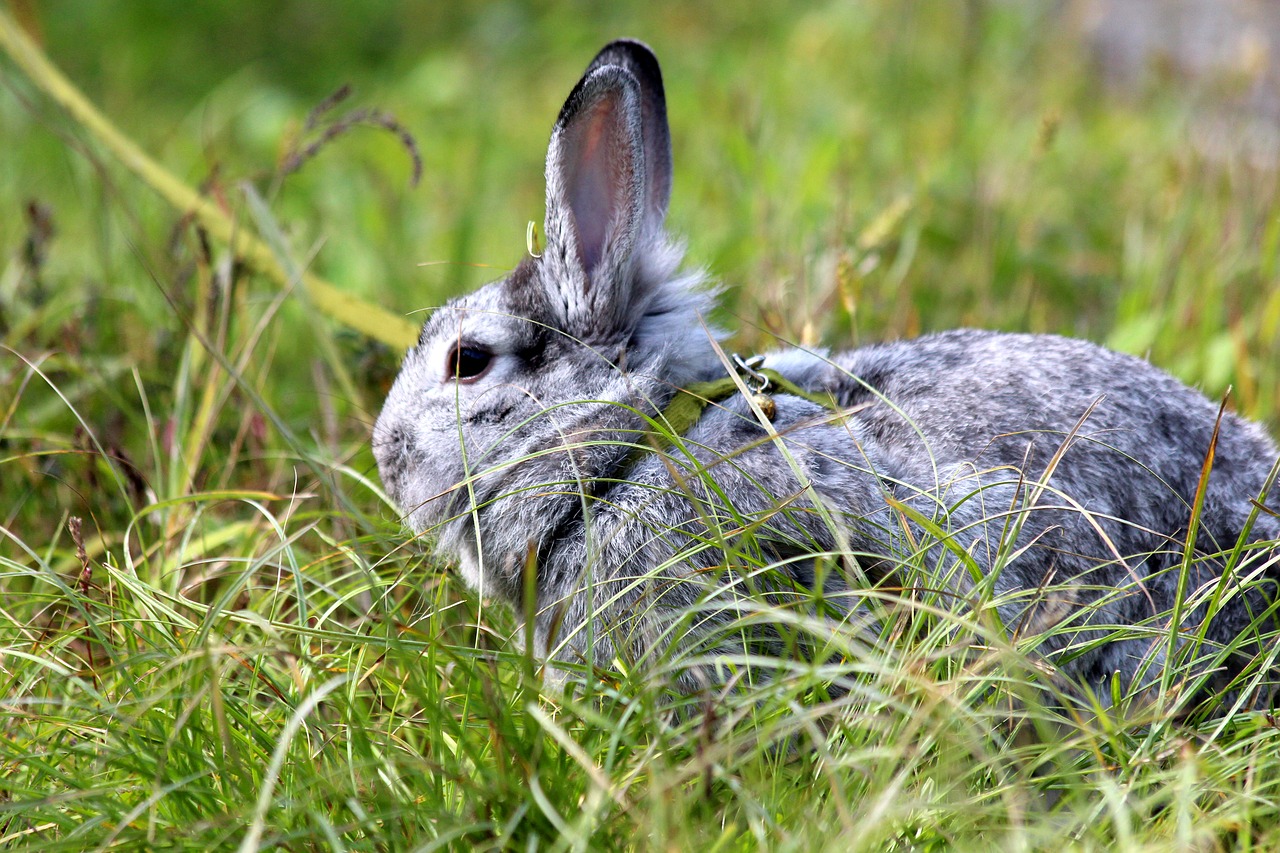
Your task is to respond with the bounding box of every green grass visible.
[2,2,1279,849]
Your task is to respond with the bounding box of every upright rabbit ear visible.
[540,40,672,339]
[581,39,672,225]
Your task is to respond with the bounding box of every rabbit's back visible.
[794,329,1279,692]
[821,329,1277,543]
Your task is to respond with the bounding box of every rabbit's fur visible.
[374,40,1280,706]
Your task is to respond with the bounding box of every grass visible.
[2,1,1279,849]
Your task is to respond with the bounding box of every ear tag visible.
[733,353,777,421]
[526,221,543,258]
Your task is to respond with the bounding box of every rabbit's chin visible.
[424,502,511,597]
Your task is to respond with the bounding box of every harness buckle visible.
[732,353,777,420]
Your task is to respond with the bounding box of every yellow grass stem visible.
[0,8,419,351]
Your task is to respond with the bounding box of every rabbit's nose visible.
[373,418,401,451]
[372,421,411,483]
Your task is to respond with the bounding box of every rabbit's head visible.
[373,40,719,596]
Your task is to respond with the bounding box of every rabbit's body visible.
[374,40,1279,705]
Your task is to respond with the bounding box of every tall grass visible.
[2,2,1279,849]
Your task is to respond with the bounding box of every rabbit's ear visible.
[581,39,672,225]
[540,42,672,337]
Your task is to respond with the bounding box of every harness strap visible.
[636,360,842,460]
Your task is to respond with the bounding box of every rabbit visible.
[373,39,1280,709]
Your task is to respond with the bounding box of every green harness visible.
[642,355,842,456]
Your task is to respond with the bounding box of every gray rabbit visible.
[374,40,1279,708]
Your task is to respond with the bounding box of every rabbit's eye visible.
[447,344,493,382]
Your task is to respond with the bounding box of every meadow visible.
[2,2,1279,849]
